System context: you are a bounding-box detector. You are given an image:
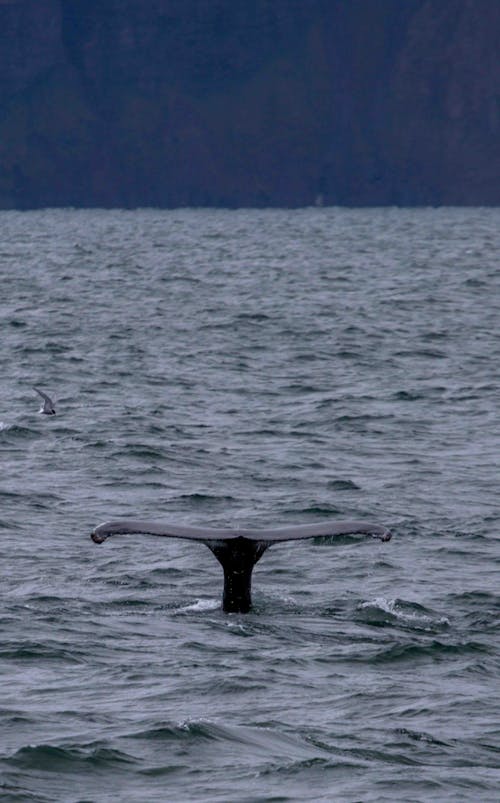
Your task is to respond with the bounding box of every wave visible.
[356,597,450,631]
[174,493,236,507]
[370,639,490,664]
[129,718,331,765]
[0,788,52,803]
[0,424,40,441]
[5,742,136,771]
[326,479,360,491]
[0,641,87,664]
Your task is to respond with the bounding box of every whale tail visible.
[90,519,392,613]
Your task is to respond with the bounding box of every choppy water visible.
[0,207,499,802]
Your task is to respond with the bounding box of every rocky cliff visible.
[0,0,498,208]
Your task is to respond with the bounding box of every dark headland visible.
[0,0,499,209]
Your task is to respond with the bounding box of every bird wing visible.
[33,386,54,410]
[33,386,52,404]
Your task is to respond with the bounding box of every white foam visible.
[176,598,220,613]
[359,597,450,627]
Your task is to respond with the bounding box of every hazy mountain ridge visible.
[0,0,498,208]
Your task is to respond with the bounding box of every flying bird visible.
[33,387,56,415]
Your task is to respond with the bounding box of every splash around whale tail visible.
[90,518,392,613]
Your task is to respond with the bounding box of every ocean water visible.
[0,207,498,802]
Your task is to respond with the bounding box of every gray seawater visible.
[0,208,499,802]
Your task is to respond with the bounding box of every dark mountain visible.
[0,0,498,208]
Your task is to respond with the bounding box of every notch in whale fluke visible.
[90,518,392,613]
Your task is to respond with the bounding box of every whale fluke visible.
[91,518,392,613]
[33,386,56,415]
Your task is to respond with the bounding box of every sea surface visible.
[0,207,499,802]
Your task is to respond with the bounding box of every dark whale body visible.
[91,518,392,613]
